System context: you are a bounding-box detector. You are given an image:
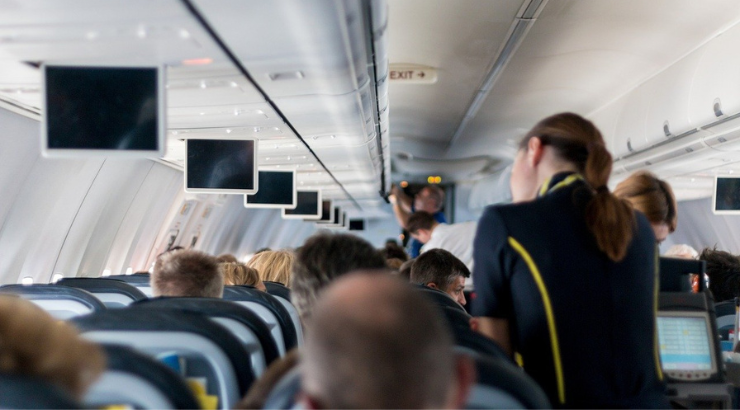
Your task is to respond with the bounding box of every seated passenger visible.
[216,253,239,263]
[614,170,677,243]
[381,240,409,261]
[389,184,447,257]
[0,295,105,400]
[301,273,474,409]
[291,233,387,322]
[398,258,414,281]
[700,247,740,303]
[151,249,223,298]
[410,248,469,306]
[406,211,476,270]
[246,250,294,287]
[664,244,698,259]
[220,262,266,291]
[385,257,405,271]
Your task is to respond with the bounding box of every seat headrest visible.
[71,307,255,396]
[57,278,147,301]
[469,354,551,409]
[412,283,466,312]
[263,281,291,301]
[222,286,298,350]
[105,274,150,284]
[0,372,81,409]
[131,297,280,366]
[0,284,106,312]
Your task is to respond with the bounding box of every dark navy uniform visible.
[472,172,667,408]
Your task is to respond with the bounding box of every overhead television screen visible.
[244,170,297,209]
[282,190,322,219]
[309,200,332,223]
[185,139,258,194]
[349,219,365,231]
[42,64,165,157]
[319,207,344,228]
[713,176,740,214]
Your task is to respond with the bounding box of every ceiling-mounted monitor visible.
[713,176,740,214]
[282,190,322,219]
[185,138,258,194]
[307,200,332,223]
[244,170,297,209]
[349,219,365,231]
[41,63,165,157]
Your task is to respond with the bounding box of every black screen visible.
[715,177,740,211]
[349,219,365,231]
[284,191,320,216]
[342,212,347,227]
[246,171,294,205]
[310,200,332,222]
[318,206,340,224]
[187,139,256,190]
[45,66,159,151]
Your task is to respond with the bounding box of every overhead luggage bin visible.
[85,344,200,410]
[0,284,106,319]
[71,308,253,410]
[131,297,280,376]
[57,277,147,308]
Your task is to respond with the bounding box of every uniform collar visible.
[537,172,584,197]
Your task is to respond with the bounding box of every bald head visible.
[302,273,457,409]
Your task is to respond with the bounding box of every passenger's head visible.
[665,244,699,259]
[381,241,409,262]
[406,211,439,244]
[700,247,740,303]
[398,259,415,281]
[385,257,405,271]
[414,185,445,214]
[216,253,239,263]
[291,233,387,321]
[246,250,294,287]
[301,274,474,409]
[410,249,470,306]
[512,112,635,261]
[614,171,677,244]
[0,296,105,399]
[220,262,266,291]
[152,249,223,298]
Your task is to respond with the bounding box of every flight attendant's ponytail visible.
[521,113,635,261]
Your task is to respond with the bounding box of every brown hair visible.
[216,253,239,263]
[614,171,677,232]
[247,250,294,287]
[0,296,106,399]
[220,262,261,287]
[520,112,635,261]
[152,249,223,298]
[405,211,437,234]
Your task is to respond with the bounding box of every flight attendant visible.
[472,113,668,408]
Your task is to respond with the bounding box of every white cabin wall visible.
[0,108,184,284]
[663,198,740,255]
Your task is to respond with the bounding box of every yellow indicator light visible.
[400,181,409,188]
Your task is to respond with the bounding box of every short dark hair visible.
[406,211,436,234]
[380,241,409,261]
[152,249,223,298]
[291,233,387,321]
[302,274,455,408]
[410,249,470,288]
[700,247,740,303]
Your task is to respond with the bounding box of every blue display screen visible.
[657,316,712,370]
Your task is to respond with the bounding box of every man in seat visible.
[300,273,474,409]
[151,249,223,298]
[410,248,470,306]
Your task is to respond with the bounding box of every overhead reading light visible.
[447,0,549,149]
[182,58,213,66]
[400,181,409,188]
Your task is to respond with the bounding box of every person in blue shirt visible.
[472,113,668,408]
[389,184,446,257]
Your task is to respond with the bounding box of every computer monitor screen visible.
[282,190,321,219]
[244,171,296,208]
[317,205,340,225]
[185,139,257,194]
[321,208,345,228]
[657,313,714,375]
[42,64,165,156]
[714,176,740,214]
[349,219,365,231]
[309,200,332,222]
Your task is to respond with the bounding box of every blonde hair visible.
[0,296,105,399]
[220,262,261,287]
[247,250,294,287]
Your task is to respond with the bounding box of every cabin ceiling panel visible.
[387,0,522,145]
[448,0,740,161]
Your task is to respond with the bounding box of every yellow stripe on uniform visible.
[538,174,585,197]
[508,237,566,404]
[652,245,664,381]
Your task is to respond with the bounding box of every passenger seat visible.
[0,284,105,319]
[57,277,147,308]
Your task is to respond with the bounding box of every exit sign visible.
[388,64,437,84]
